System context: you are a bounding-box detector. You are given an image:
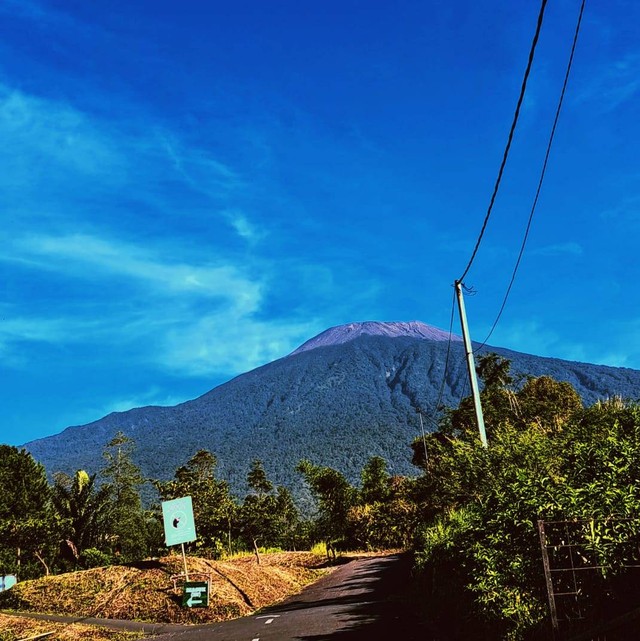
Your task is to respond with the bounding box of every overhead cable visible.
[476,0,587,351]
[457,0,549,284]
[417,286,460,443]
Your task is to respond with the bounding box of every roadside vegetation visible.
[412,355,640,640]
[3,354,640,639]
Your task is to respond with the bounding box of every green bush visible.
[80,547,112,568]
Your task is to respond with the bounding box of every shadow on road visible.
[265,553,449,641]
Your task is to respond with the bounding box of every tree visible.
[155,449,236,557]
[476,352,513,390]
[52,469,111,567]
[516,375,583,432]
[247,459,273,496]
[273,485,302,550]
[101,432,149,562]
[239,460,301,563]
[296,459,355,557]
[350,471,418,551]
[0,446,59,578]
[360,456,390,504]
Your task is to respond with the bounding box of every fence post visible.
[538,519,560,639]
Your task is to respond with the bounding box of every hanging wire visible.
[475,0,587,351]
[433,286,458,415]
[458,0,549,284]
[418,288,457,454]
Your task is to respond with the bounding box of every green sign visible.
[183,581,208,608]
[162,496,197,547]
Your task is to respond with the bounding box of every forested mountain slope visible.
[24,322,640,500]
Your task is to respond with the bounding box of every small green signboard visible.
[182,581,209,608]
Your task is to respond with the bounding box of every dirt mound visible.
[0,552,329,626]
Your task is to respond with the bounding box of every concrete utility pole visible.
[454,280,488,448]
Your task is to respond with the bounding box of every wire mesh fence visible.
[538,518,640,640]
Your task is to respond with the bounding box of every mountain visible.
[24,321,640,504]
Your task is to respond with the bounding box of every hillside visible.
[24,321,640,502]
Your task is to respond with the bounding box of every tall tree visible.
[296,459,354,557]
[349,457,417,550]
[239,460,300,563]
[360,456,390,504]
[0,446,59,578]
[101,432,149,562]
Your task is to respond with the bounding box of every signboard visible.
[0,575,16,592]
[182,581,208,608]
[162,496,197,547]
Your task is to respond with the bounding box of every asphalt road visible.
[157,553,442,641]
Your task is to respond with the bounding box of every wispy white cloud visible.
[97,389,189,416]
[490,320,561,358]
[222,209,267,244]
[0,86,125,182]
[0,316,69,345]
[0,313,110,368]
[158,132,242,198]
[9,233,263,313]
[601,195,640,222]
[575,53,640,112]
[531,242,583,257]
[160,311,321,377]
[491,317,640,371]
[0,82,258,254]
[2,229,326,377]
[0,78,343,384]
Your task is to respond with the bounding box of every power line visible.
[476,0,587,351]
[433,287,458,414]
[418,292,456,438]
[458,0,549,284]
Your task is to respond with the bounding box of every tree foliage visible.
[52,469,111,567]
[0,446,59,578]
[297,459,355,554]
[239,460,301,562]
[154,449,236,557]
[100,432,151,562]
[413,355,640,639]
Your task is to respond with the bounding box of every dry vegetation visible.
[0,552,331,640]
[0,613,144,641]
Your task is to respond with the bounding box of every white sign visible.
[162,496,197,547]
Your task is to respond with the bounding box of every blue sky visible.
[2,0,639,446]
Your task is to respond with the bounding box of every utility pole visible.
[454,280,488,447]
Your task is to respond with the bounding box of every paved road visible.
[158,553,442,641]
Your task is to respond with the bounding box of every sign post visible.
[161,496,197,583]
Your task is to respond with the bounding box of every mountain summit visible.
[291,320,461,355]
